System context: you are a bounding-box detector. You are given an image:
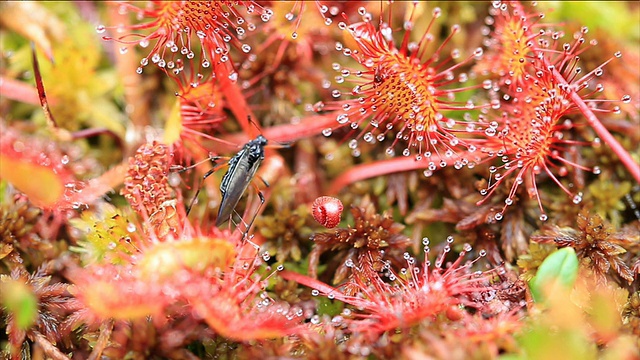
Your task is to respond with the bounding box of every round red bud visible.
[445,305,465,321]
[312,196,343,228]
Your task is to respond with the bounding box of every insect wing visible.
[216,149,263,226]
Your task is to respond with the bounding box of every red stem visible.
[514,0,639,183]
[263,113,339,142]
[516,0,640,186]
[547,62,640,183]
[279,270,347,301]
[71,162,128,207]
[31,44,58,129]
[222,112,341,145]
[72,127,124,150]
[0,76,46,105]
[108,5,151,130]
[327,156,451,195]
[217,65,257,137]
[328,149,496,194]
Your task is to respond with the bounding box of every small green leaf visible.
[315,295,344,317]
[0,278,38,330]
[530,247,579,302]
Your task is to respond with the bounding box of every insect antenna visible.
[247,115,263,135]
[247,115,293,149]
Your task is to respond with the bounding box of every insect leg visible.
[170,155,224,173]
[229,208,260,250]
[239,183,266,241]
[186,161,228,216]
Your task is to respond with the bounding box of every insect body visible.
[182,111,292,238]
[216,135,267,226]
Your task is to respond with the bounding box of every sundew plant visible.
[0,1,639,359]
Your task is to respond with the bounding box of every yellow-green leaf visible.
[530,247,579,303]
[0,278,38,330]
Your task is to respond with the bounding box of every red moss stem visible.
[87,320,114,360]
[30,331,69,360]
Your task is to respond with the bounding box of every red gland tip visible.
[312,196,343,228]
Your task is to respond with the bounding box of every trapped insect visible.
[183,114,292,236]
[186,134,269,229]
[216,134,268,227]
